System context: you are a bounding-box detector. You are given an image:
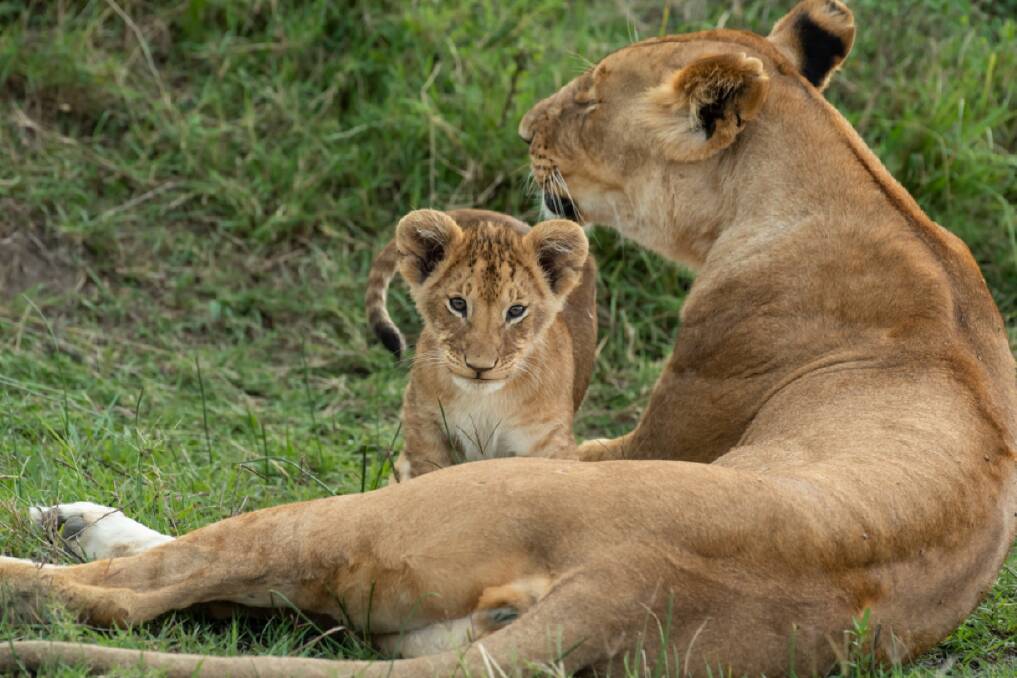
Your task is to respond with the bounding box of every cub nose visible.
[465,358,497,376]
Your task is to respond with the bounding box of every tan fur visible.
[2,2,1015,676]
[387,209,598,479]
[367,210,544,358]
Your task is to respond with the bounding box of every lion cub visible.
[365,208,596,480]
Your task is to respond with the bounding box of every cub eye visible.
[447,297,468,317]
[506,304,527,321]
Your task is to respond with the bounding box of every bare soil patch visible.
[0,203,82,302]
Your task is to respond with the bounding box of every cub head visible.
[518,0,854,265]
[395,209,588,388]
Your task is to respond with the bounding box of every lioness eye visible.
[506,304,527,321]
[448,297,468,316]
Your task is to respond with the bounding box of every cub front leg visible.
[29,502,174,561]
[534,423,582,460]
[394,407,459,481]
[572,431,635,461]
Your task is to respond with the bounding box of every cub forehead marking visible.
[456,225,529,302]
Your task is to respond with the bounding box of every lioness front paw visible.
[29,502,173,561]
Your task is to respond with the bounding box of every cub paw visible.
[574,438,617,461]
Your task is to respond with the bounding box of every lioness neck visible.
[711,85,929,265]
[679,81,1015,437]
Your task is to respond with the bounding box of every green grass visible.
[0,0,1014,675]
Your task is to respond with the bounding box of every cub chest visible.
[440,393,548,461]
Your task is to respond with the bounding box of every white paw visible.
[29,501,174,560]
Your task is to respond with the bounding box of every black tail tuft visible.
[373,322,405,359]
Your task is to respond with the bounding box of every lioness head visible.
[519,0,855,265]
[395,209,587,388]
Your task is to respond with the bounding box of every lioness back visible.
[364,209,596,479]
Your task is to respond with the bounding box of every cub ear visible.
[641,53,769,162]
[395,209,463,286]
[768,0,855,91]
[524,219,589,297]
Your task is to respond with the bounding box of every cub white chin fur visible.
[452,375,506,394]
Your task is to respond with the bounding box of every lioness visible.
[2,1,1014,675]
[364,208,596,479]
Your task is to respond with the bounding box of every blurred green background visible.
[0,0,1014,674]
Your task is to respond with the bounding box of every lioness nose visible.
[518,110,535,144]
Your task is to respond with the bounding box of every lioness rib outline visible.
[365,208,598,479]
[2,1,1014,676]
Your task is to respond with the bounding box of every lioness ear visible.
[768,0,855,91]
[525,219,588,297]
[395,209,463,286]
[642,53,769,162]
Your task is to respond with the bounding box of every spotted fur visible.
[387,209,597,480]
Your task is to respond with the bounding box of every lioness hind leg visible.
[0,566,618,677]
[29,502,174,561]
